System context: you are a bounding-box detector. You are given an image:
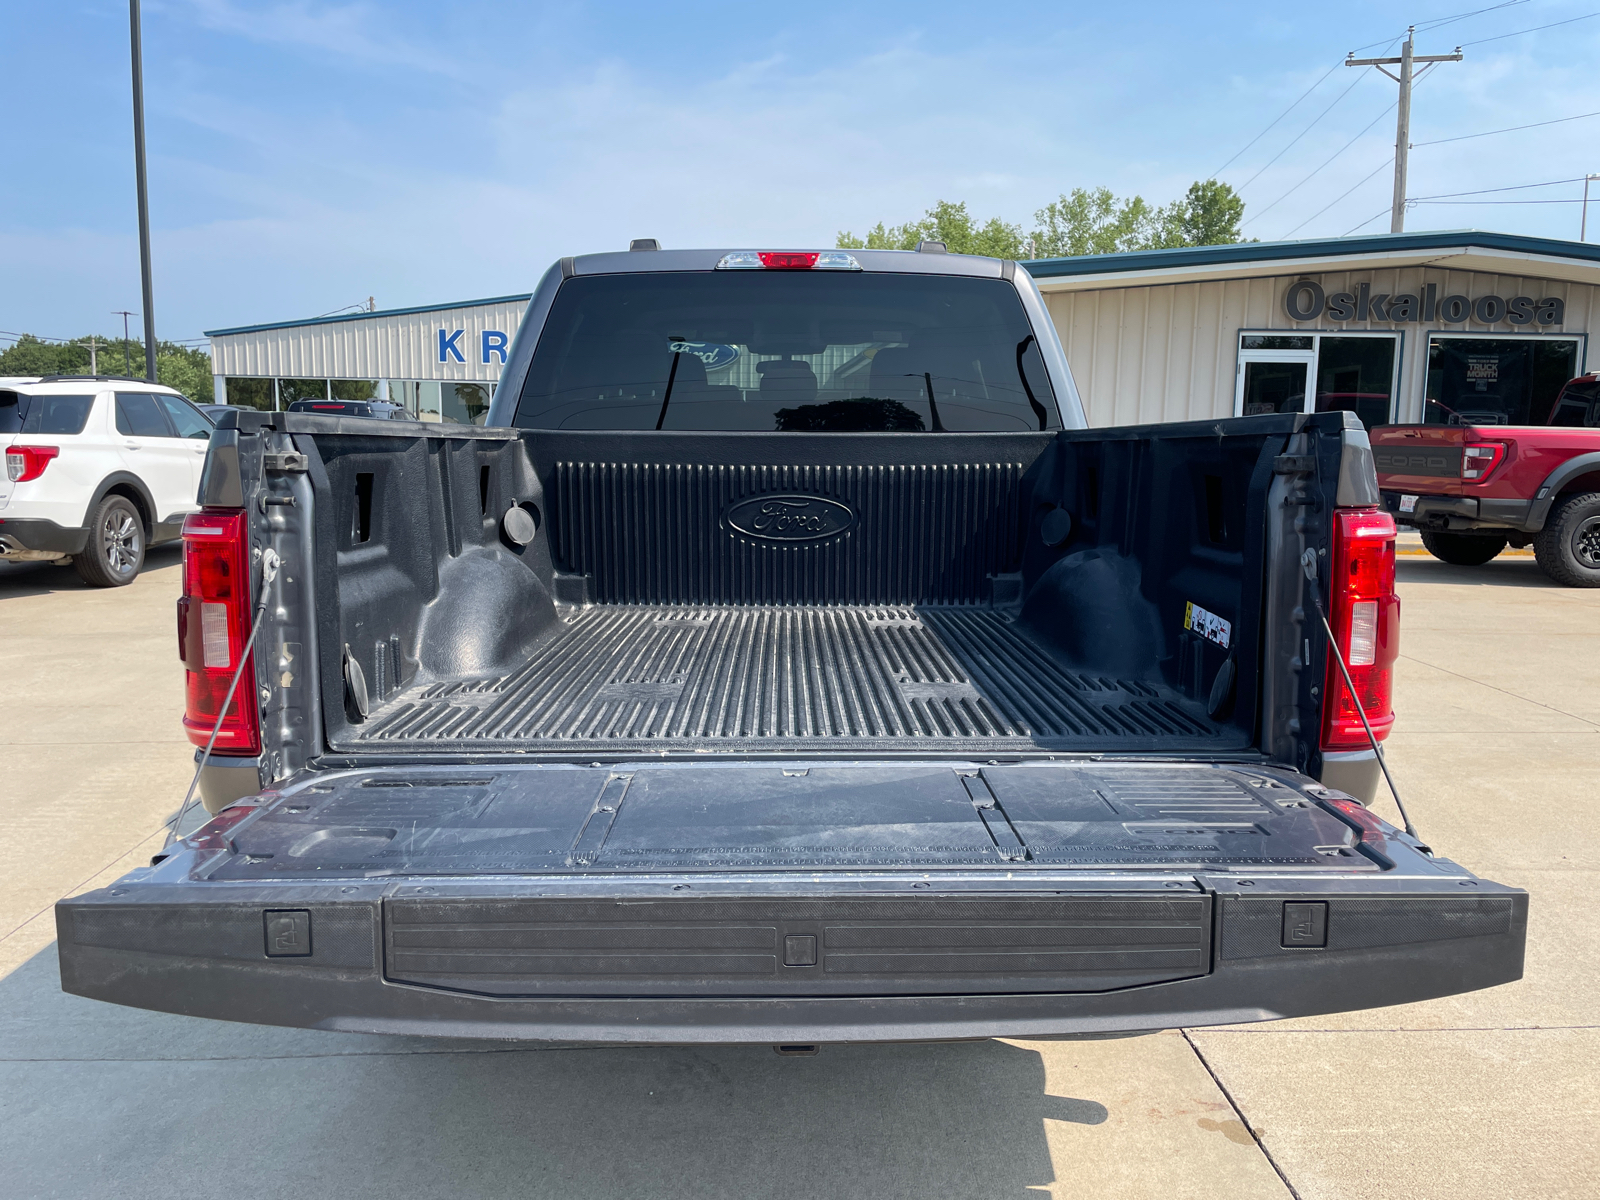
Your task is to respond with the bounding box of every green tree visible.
[838,200,1025,258]
[1031,187,1158,257]
[1149,179,1249,249]
[0,333,214,402]
[839,180,1249,260]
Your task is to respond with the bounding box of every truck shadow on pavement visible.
[0,945,1104,1199]
[1396,556,1562,589]
[0,544,181,597]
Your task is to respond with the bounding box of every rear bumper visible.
[0,516,87,558]
[57,869,1527,1043]
[1381,491,1540,533]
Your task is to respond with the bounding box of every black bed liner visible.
[351,605,1224,753]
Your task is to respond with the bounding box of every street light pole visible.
[114,310,135,376]
[129,0,158,382]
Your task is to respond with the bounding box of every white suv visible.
[0,376,215,586]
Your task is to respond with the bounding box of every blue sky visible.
[5,0,1600,345]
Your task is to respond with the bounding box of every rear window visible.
[514,271,1059,432]
[1549,381,1600,427]
[0,392,95,435]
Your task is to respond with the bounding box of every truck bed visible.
[354,604,1221,752]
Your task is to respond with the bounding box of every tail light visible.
[1322,508,1399,751]
[716,251,862,270]
[1461,442,1506,481]
[178,510,261,754]
[6,445,59,482]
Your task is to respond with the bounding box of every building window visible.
[442,383,491,425]
[223,378,275,411]
[1424,337,1582,426]
[1237,332,1398,429]
[384,381,495,424]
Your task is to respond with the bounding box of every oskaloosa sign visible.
[1284,280,1566,327]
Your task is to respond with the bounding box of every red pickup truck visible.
[1372,373,1600,586]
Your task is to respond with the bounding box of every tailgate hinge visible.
[960,771,1030,862]
[263,450,309,473]
[570,773,633,866]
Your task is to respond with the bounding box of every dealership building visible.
[206,230,1600,429]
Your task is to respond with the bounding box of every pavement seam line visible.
[0,826,167,946]
[1193,1024,1600,1034]
[1399,653,1600,730]
[0,1045,708,1063]
[1180,1028,1303,1200]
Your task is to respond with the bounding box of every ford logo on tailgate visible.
[723,494,857,542]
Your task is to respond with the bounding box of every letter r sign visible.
[438,328,465,364]
[481,330,508,364]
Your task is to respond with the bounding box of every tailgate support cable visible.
[1301,548,1422,842]
[177,548,280,823]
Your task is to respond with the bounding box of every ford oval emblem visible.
[723,494,857,542]
[670,340,740,371]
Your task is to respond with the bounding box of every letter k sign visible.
[438,328,466,364]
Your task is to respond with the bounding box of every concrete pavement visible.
[1,545,1594,1198]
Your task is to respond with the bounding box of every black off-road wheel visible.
[1534,492,1600,588]
[1420,530,1507,567]
[73,495,145,587]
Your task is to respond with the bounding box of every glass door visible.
[1235,350,1316,417]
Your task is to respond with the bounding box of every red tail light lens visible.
[1323,508,1399,751]
[178,510,260,754]
[758,252,820,269]
[5,445,59,482]
[1461,442,1506,481]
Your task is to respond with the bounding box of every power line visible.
[1413,109,1600,146]
[1343,205,1394,236]
[1410,176,1587,200]
[1412,197,1586,204]
[1213,3,1535,188]
[1247,100,1397,227]
[1413,0,1530,35]
[1211,63,1342,177]
[1238,67,1376,193]
[1461,10,1600,46]
[1348,1,1527,52]
[1281,156,1395,238]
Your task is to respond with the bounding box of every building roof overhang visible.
[1022,230,1600,293]
[204,293,534,340]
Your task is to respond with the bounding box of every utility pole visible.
[82,336,100,375]
[1347,28,1463,233]
[1583,175,1600,242]
[114,311,136,376]
[129,0,158,381]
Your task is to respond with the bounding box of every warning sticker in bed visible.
[1184,601,1231,649]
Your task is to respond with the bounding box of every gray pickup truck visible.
[57,246,1524,1043]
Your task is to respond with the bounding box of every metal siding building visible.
[205,295,532,421]
[209,295,532,383]
[1027,232,1600,428]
